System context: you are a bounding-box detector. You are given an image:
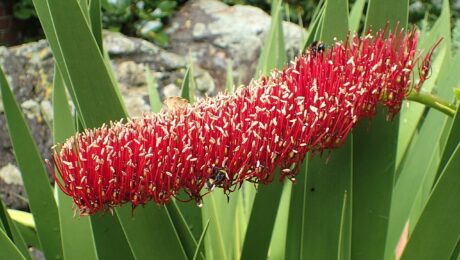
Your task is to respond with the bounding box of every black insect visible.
[206,167,228,191]
[309,40,326,55]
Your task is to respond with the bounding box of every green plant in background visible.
[1,1,459,260]
[12,0,36,20]
[101,0,182,46]
[10,0,181,46]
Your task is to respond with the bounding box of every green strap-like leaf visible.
[349,0,366,32]
[319,0,349,44]
[0,228,26,260]
[193,219,210,260]
[268,181,292,260]
[255,0,286,75]
[387,8,459,257]
[240,175,284,260]
[7,209,40,250]
[202,192,229,260]
[364,0,408,30]
[352,2,409,258]
[302,2,325,51]
[401,144,460,260]
[293,2,352,259]
[285,160,308,260]
[180,66,196,104]
[88,0,103,52]
[397,0,451,170]
[385,108,447,259]
[302,140,352,259]
[53,68,99,260]
[0,201,30,259]
[240,1,288,258]
[454,89,460,102]
[115,205,188,260]
[166,201,201,260]
[352,109,398,260]
[45,0,127,128]
[90,216,135,260]
[0,66,63,260]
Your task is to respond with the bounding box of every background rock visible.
[166,0,305,88]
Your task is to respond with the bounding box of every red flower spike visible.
[49,27,437,215]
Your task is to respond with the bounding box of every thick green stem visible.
[406,89,457,117]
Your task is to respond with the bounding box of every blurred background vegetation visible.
[9,0,460,47]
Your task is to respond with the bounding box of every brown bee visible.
[162,96,189,113]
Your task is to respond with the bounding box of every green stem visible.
[406,89,457,117]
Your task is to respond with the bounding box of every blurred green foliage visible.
[11,0,184,46]
[100,0,186,46]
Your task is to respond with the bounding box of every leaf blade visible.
[0,65,63,260]
[401,144,460,260]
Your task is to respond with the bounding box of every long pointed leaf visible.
[89,0,103,52]
[180,66,196,104]
[0,66,63,260]
[45,0,126,128]
[166,201,201,260]
[116,205,188,260]
[401,144,460,260]
[349,0,366,32]
[193,219,210,260]
[0,228,26,260]
[302,140,352,259]
[285,160,308,260]
[299,2,352,259]
[351,3,409,258]
[319,0,349,44]
[0,201,30,259]
[385,108,446,259]
[364,0,408,30]
[240,174,284,260]
[53,68,98,260]
[202,192,229,260]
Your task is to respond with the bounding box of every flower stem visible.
[406,89,457,117]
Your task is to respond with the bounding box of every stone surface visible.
[0,163,23,185]
[166,0,305,88]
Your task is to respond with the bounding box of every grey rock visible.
[163,83,181,97]
[116,61,147,87]
[193,23,208,39]
[166,0,305,89]
[0,164,23,186]
[40,100,53,125]
[105,31,216,108]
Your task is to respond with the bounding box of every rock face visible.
[0,0,304,210]
[166,0,305,88]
